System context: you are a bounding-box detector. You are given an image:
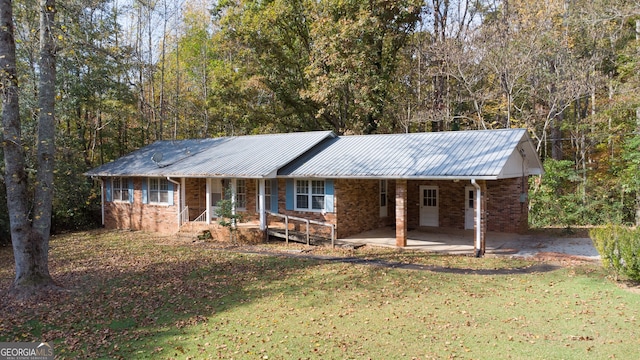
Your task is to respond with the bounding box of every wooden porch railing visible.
[265,211,335,248]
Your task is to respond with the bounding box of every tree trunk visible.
[636,20,640,227]
[636,107,640,226]
[1,0,57,296]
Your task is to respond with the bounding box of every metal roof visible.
[278,129,543,180]
[86,129,542,180]
[159,131,336,178]
[84,137,230,177]
[84,131,336,178]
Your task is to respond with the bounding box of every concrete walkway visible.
[340,227,600,260]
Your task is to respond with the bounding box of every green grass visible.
[1,230,638,359]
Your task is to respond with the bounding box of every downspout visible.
[167,177,181,229]
[471,179,482,257]
[92,176,105,226]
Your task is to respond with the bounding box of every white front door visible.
[465,186,475,229]
[419,185,439,227]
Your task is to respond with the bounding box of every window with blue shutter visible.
[288,179,334,213]
[147,178,172,205]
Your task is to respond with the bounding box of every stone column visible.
[395,179,407,247]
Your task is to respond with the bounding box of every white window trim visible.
[235,179,247,210]
[112,177,129,203]
[148,178,170,205]
[295,179,325,212]
[256,179,272,212]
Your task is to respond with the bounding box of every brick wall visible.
[104,176,528,236]
[486,177,528,233]
[184,178,206,220]
[334,179,384,239]
[406,180,468,230]
[274,179,337,238]
[405,178,527,234]
[104,177,178,234]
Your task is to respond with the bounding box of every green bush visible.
[591,225,640,281]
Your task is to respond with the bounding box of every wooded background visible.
[1,0,639,243]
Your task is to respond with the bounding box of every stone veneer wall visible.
[104,177,178,233]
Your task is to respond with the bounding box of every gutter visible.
[167,177,181,228]
[471,179,482,257]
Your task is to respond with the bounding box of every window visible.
[149,178,169,204]
[265,179,272,210]
[423,188,437,207]
[112,177,129,202]
[236,179,246,209]
[256,179,272,212]
[296,179,325,211]
[380,180,387,207]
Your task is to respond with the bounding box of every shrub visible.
[591,225,640,281]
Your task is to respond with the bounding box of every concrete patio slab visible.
[339,226,600,260]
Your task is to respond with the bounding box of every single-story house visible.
[85,129,543,256]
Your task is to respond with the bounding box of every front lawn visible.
[1,230,638,359]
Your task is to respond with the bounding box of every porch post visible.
[205,178,211,225]
[180,178,186,211]
[471,179,486,257]
[395,179,407,247]
[258,179,266,230]
[231,179,237,228]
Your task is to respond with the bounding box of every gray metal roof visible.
[86,129,542,180]
[278,129,543,180]
[159,131,336,178]
[84,131,336,178]
[84,137,230,177]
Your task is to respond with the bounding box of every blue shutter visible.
[325,179,334,213]
[105,178,112,202]
[167,181,174,206]
[285,179,294,210]
[142,179,148,204]
[128,178,134,203]
[270,179,279,212]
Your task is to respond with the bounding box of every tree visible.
[1,0,58,296]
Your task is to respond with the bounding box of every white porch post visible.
[471,179,484,257]
[231,179,237,228]
[259,179,266,230]
[206,178,211,225]
[180,178,186,210]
